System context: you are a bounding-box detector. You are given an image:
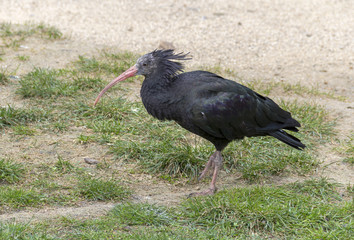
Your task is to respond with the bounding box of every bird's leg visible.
[208,151,222,193]
[189,151,223,197]
[198,151,218,181]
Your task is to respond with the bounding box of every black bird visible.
[94,49,306,196]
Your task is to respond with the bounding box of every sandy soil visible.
[0,0,353,222]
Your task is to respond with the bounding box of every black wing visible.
[186,72,300,141]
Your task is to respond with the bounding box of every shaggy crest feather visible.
[151,49,191,77]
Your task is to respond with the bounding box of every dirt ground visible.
[0,0,353,222]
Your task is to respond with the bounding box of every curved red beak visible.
[94,65,138,106]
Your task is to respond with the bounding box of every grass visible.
[0,47,338,212]
[12,125,37,135]
[0,222,52,240]
[0,105,48,129]
[77,176,131,201]
[337,134,354,165]
[104,99,333,181]
[0,22,62,49]
[0,179,352,239]
[16,55,30,61]
[17,68,76,98]
[0,72,9,85]
[0,66,10,85]
[179,181,353,239]
[0,26,350,239]
[0,158,25,183]
[109,202,173,226]
[11,50,335,182]
[75,51,137,77]
[0,187,45,209]
[54,156,75,173]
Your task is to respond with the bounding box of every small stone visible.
[84,158,99,165]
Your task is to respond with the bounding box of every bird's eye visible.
[143,63,147,67]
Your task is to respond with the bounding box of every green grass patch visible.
[17,68,77,98]
[72,76,104,90]
[0,186,45,209]
[77,176,131,201]
[12,125,37,135]
[0,158,25,183]
[223,140,316,181]
[54,156,75,174]
[180,182,353,239]
[0,222,53,240]
[288,177,342,201]
[16,52,136,100]
[0,105,48,129]
[109,202,174,226]
[1,179,351,239]
[77,134,96,144]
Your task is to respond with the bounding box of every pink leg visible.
[189,151,223,197]
[198,151,218,181]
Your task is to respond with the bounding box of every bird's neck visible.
[140,74,176,121]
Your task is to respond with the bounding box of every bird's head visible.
[94,49,190,106]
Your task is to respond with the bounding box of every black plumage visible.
[94,49,306,196]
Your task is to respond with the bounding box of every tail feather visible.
[269,130,306,150]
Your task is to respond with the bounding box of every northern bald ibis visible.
[94,49,306,196]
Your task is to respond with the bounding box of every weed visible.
[72,76,104,90]
[0,187,44,208]
[180,182,353,238]
[0,222,51,240]
[288,178,342,201]
[77,134,95,144]
[337,134,354,165]
[17,68,76,98]
[50,121,69,132]
[2,179,351,239]
[12,125,36,135]
[54,156,75,173]
[77,176,130,201]
[16,55,30,61]
[0,22,63,49]
[0,158,25,183]
[0,72,9,85]
[75,51,137,78]
[0,105,48,129]
[0,22,12,37]
[36,23,63,39]
[109,203,173,226]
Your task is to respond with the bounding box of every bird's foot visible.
[188,187,217,198]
